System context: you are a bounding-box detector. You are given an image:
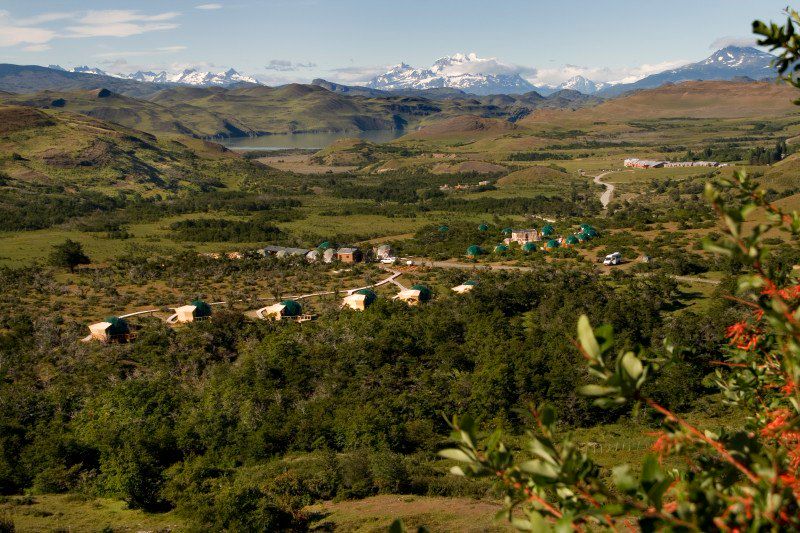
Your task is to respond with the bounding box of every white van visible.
[603,252,622,266]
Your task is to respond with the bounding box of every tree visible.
[434,9,800,531]
[48,239,89,272]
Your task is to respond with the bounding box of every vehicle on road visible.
[603,252,622,266]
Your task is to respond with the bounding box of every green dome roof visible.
[318,241,332,250]
[494,244,509,252]
[466,245,484,257]
[438,225,449,232]
[478,223,489,231]
[541,225,555,236]
[104,316,129,335]
[501,227,512,234]
[522,242,537,252]
[191,300,212,318]
[464,280,477,286]
[585,228,599,238]
[355,288,377,306]
[280,299,302,316]
[576,232,588,241]
[580,223,594,231]
[565,235,579,245]
[411,284,432,301]
[545,239,560,249]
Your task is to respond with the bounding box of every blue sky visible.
[0,0,792,85]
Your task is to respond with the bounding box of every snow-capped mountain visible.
[366,53,536,95]
[47,64,257,87]
[598,46,776,96]
[161,68,257,86]
[49,65,110,76]
[554,76,609,95]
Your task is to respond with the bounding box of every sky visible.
[0,0,792,86]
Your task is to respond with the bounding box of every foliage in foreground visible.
[442,173,800,530]
[436,12,800,530]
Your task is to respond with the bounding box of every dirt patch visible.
[307,495,509,532]
[432,161,507,174]
[258,154,357,174]
[0,106,55,135]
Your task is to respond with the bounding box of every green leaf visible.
[621,352,643,380]
[612,464,637,492]
[577,315,600,359]
[520,460,559,480]
[580,384,618,397]
[438,448,474,463]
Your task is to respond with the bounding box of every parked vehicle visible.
[380,257,397,264]
[603,252,622,266]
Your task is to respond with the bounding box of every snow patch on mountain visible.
[47,64,258,87]
[366,53,535,95]
[554,76,610,95]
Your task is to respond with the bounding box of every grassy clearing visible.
[0,494,184,532]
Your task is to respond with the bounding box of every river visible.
[219,130,406,151]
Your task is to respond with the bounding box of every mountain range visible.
[364,46,776,96]
[49,64,257,87]
[365,53,537,96]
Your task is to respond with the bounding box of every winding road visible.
[593,172,615,208]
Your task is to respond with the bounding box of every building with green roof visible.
[104,316,129,336]
[545,239,560,250]
[522,242,537,252]
[541,225,555,236]
[280,299,303,317]
[494,244,509,253]
[565,235,579,246]
[411,284,432,302]
[466,245,484,257]
[191,300,212,318]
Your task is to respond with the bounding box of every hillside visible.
[0,64,167,99]
[521,81,800,126]
[0,88,237,138]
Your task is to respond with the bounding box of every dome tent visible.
[580,223,594,232]
[522,242,537,252]
[280,300,302,317]
[464,280,477,286]
[585,228,599,238]
[576,232,589,242]
[104,316,129,335]
[438,225,449,233]
[565,235,579,245]
[318,241,332,250]
[466,245,484,257]
[191,300,212,318]
[478,223,489,232]
[411,284,432,302]
[494,244,509,253]
[342,288,377,310]
[541,225,555,236]
[354,288,377,306]
[545,239,560,250]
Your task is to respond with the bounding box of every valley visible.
[1,22,800,531]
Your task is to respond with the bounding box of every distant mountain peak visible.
[366,53,535,95]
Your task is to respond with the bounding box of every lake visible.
[220,130,406,151]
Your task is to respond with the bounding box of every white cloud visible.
[66,10,180,38]
[93,45,187,59]
[22,43,51,52]
[195,3,223,10]
[327,64,387,84]
[265,59,317,71]
[530,59,691,87]
[710,35,758,49]
[431,52,537,78]
[0,10,57,47]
